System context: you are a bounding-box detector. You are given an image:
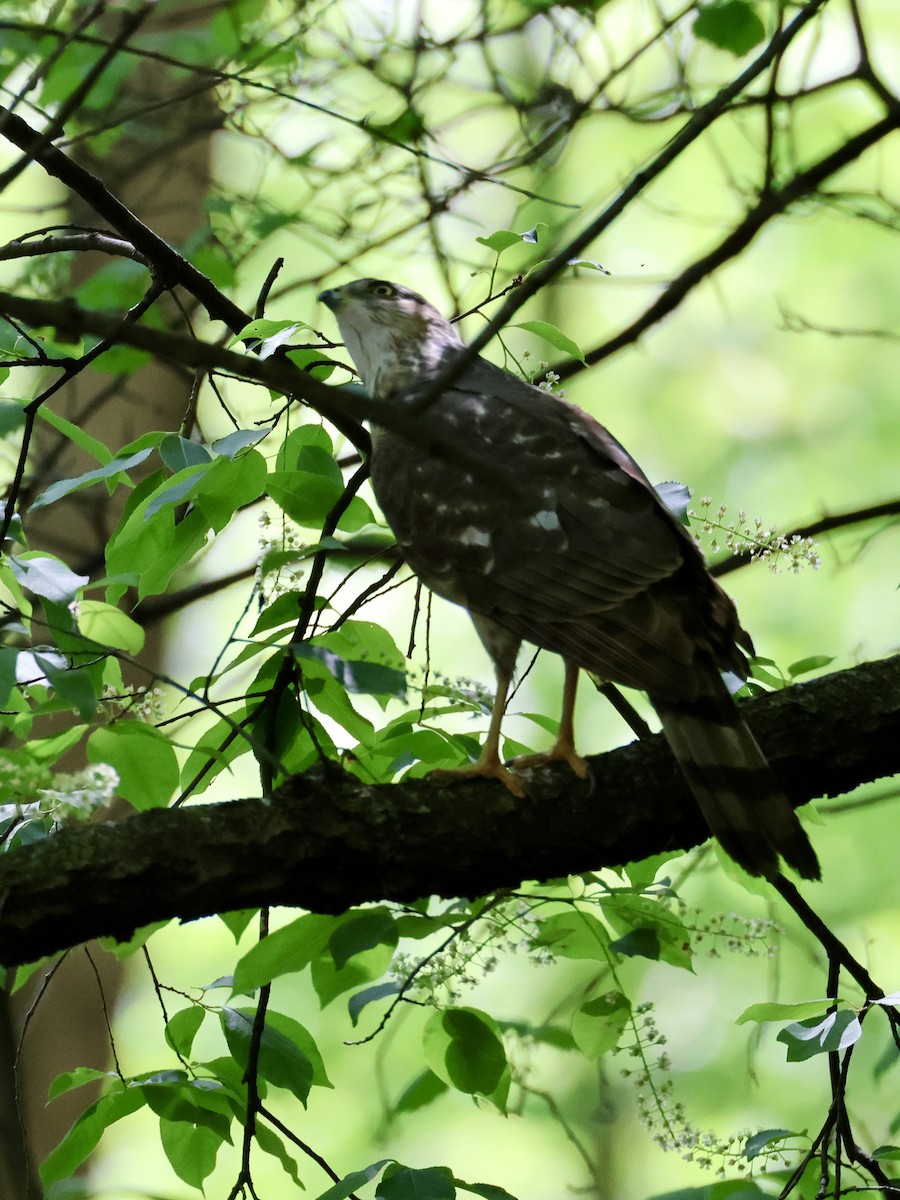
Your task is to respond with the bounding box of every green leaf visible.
[267,469,343,526]
[0,399,27,436]
[566,257,610,274]
[295,644,407,699]
[40,1083,146,1183]
[787,655,835,678]
[572,989,631,1059]
[475,226,546,254]
[303,664,375,743]
[76,601,145,655]
[275,422,336,470]
[159,435,212,472]
[143,464,209,519]
[35,654,98,719]
[165,1007,206,1058]
[98,920,170,960]
[219,909,260,942]
[0,646,18,707]
[87,723,179,810]
[533,911,611,961]
[514,319,586,364]
[48,1067,116,1101]
[141,1075,232,1138]
[349,980,402,1027]
[106,478,210,601]
[29,450,153,512]
[600,895,693,971]
[220,1007,314,1105]
[312,937,396,1008]
[422,1007,510,1112]
[608,927,660,961]
[235,318,312,359]
[37,405,113,464]
[235,317,308,344]
[193,450,268,530]
[744,1129,797,1160]
[777,1010,863,1061]
[736,999,833,1025]
[256,1122,304,1185]
[212,428,269,457]
[694,1,765,56]
[313,1160,394,1200]
[392,1069,449,1116]
[330,907,399,970]
[264,1009,332,1088]
[9,554,88,602]
[232,913,334,994]
[286,346,336,380]
[476,230,528,254]
[377,1164,456,1200]
[455,1181,519,1200]
[139,451,266,530]
[623,852,681,890]
[159,1115,223,1187]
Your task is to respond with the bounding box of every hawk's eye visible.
[371,283,395,297]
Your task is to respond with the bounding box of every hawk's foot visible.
[428,756,526,798]
[511,738,589,780]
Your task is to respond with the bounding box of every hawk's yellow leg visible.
[511,659,589,779]
[429,665,527,797]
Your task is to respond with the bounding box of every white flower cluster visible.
[1,761,120,843]
[102,683,166,721]
[689,498,821,573]
[389,899,548,1005]
[521,351,568,398]
[692,909,781,959]
[618,1001,751,1176]
[39,763,120,814]
[256,509,307,601]
[662,895,781,959]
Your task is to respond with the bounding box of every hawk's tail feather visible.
[654,694,820,881]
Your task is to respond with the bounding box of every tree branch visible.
[557,106,900,379]
[0,656,896,968]
[711,499,900,577]
[0,102,247,332]
[0,288,371,454]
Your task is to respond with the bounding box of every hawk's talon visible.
[428,759,526,798]
[511,741,590,780]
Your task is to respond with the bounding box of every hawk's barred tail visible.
[654,688,821,881]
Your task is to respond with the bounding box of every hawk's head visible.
[318,278,463,399]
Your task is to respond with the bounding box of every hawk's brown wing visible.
[375,357,747,703]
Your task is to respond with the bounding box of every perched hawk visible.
[318,278,819,881]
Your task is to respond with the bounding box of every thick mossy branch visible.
[0,657,897,968]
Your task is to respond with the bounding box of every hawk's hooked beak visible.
[317,288,342,311]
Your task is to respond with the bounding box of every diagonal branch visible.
[404,0,835,412]
[0,655,896,968]
[558,107,900,379]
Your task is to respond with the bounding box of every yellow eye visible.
[371,282,395,297]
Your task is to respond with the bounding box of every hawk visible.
[318,278,819,881]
